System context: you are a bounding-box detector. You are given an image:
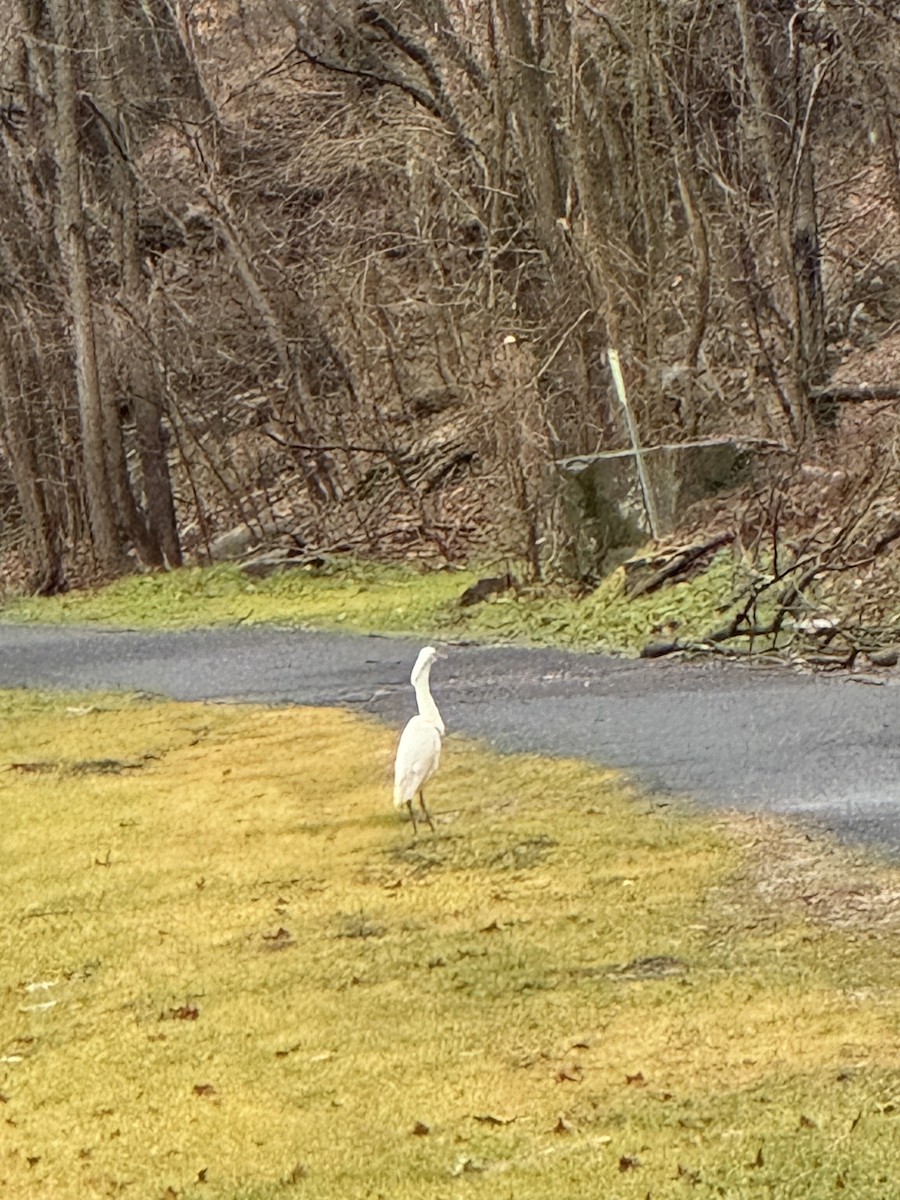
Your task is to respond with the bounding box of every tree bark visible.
[493,0,568,248]
[0,328,65,593]
[734,0,824,442]
[47,0,124,573]
[94,0,182,567]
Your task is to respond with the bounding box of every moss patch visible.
[1,690,899,1198]
[1,553,776,656]
[452,551,778,652]
[0,561,477,635]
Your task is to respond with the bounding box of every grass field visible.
[2,689,899,1198]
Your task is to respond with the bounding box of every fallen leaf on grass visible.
[260,927,295,950]
[555,1065,583,1083]
[450,1156,487,1177]
[274,1043,301,1059]
[166,1005,199,1021]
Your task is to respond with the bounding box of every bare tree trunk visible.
[47,0,124,572]
[142,280,184,567]
[200,183,340,506]
[493,0,568,248]
[787,62,828,407]
[648,18,710,437]
[734,0,818,442]
[95,0,182,567]
[0,328,65,593]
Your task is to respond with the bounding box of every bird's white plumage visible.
[392,646,444,832]
[392,714,442,808]
[409,646,444,732]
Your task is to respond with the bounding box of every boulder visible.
[556,438,773,578]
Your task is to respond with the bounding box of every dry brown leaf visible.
[555,1065,583,1083]
[166,1005,199,1021]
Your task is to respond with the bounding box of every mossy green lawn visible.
[1,553,772,655]
[1,691,898,1198]
[1,562,475,638]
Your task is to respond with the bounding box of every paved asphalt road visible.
[2,623,899,855]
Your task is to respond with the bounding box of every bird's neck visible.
[413,667,444,733]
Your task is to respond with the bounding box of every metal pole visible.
[608,347,660,539]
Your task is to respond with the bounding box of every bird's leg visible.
[406,799,419,836]
[418,790,436,834]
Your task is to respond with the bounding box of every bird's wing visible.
[393,716,442,806]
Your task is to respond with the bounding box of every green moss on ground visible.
[1,562,477,635]
[454,551,780,652]
[1,553,779,656]
[1,690,898,1198]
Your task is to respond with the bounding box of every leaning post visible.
[608,347,660,540]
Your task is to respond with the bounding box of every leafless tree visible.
[1,0,898,588]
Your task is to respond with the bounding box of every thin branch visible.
[291,42,444,122]
[261,426,393,456]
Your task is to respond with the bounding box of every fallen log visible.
[810,382,900,404]
[624,532,733,599]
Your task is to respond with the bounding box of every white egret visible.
[393,646,444,835]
